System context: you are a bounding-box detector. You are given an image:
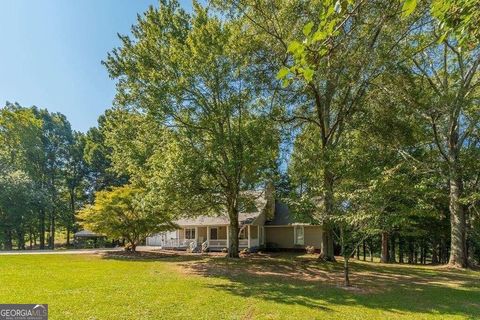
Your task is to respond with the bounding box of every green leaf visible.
[303,22,314,36]
[287,41,302,53]
[402,0,417,17]
[276,67,290,80]
[312,30,327,42]
[437,30,449,44]
[303,68,314,82]
[281,79,291,88]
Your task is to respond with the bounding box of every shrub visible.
[306,245,315,254]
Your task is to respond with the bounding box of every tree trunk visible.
[362,240,366,261]
[320,230,335,261]
[16,229,25,250]
[49,212,55,249]
[228,202,240,258]
[356,245,360,260]
[408,239,414,264]
[340,227,350,287]
[39,209,45,249]
[67,189,75,248]
[390,233,396,263]
[344,256,350,287]
[399,236,404,264]
[66,228,70,247]
[420,242,425,264]
[432,242,439,264]
[448,169,467,267]
[4,230,13,250]
[320,170,335,261]
[413,242,418,264]
[369,240,373,262]
[381,232,389,263]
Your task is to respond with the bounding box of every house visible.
[145,187,323,252]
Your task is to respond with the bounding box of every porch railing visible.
[149,237,259,249]
[208,239,228,247]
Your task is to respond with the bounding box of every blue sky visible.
[0,0,193,132]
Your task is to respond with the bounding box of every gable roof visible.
[74,230,105,238]
[264,201,312,226]
[175,211,261,227]
[174,190,268,227]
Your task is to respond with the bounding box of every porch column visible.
[207,226,210,243]
[257,225,260,246]
[227,226,230,248]
[247,225,251,248]
[195,227,198,243]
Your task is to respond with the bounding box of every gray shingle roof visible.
[265,201,312,226]
[175,211,261,226]
[174,190,267,227]
[74,230,105,238]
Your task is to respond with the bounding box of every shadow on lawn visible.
[177,253,480,318]
[100,250,206,263]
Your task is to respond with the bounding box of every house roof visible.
[174,190,267,227]
[265,201,311,226]
[265,201,292,225]
[74,230,105,238]
[175,211,261,227]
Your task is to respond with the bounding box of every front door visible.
[210,228,218,240]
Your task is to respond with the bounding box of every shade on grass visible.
[0,253,478,319]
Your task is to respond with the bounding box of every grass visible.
[0,251,479,320]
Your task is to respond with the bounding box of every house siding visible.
[304,226,323,248]
[217,226,227,239]
[265,226,323,249]
[265,227,294,248]
[250,225,258,239]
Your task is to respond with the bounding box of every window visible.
[294,226,304,245]
[185,228,196,240]
[210,228,218,240]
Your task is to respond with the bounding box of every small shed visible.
[74,230,106,248]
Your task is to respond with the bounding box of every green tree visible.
[78,185,176,252]
[103,1,279,257]
[220,0,411,260]
[32,107,74,249]
[62,131,89,246]
[84,113,127,194]
[0,170,38,250]
[386,33,480,267]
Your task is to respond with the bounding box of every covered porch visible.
[161,225,261,251]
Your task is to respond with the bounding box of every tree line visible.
[0,104,125,249]
[1,0,479,277]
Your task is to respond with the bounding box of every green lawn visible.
[0,252,479,320]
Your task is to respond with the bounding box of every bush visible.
[306,245,315,254]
